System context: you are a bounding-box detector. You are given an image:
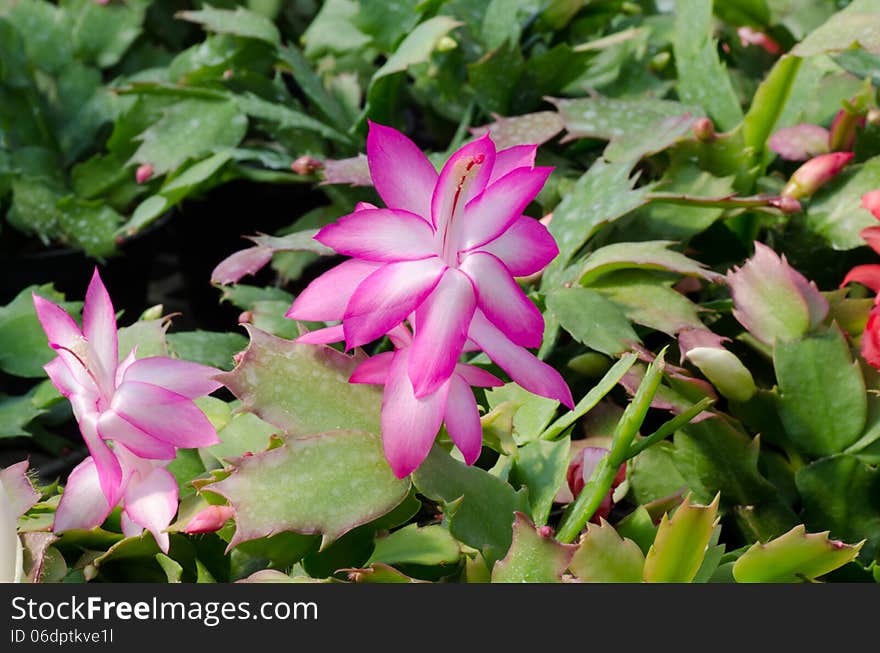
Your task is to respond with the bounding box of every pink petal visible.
[473,215,558,276]
[432,134,497,235]
[489,144,536,185]
[211,246,273,285]
[31,293,83,350]
[316,208,437,261]
[408,268,476,397]
[862,190,880,220]
[768,124,830,161]
[53,457,113,533]
[452,166,553,253]
[115,349,137,388]
[70,395,123,506]
[97,410,177,460]
[842,264,880,293]
[0,461,39,517]
[344,258,446,348]
[469,312,573,408]
[122,357,222,399]
[44,357,81,398]
[296,325,345,345]
[285,259,381,321]
[120,511,142,538]
[454,364,504,388]
[387,324,414,348]
[184,505,235,534]
[111,381,220,448]
[82,269,119,396]
[861,225,880,256]
[349,351,395,385]
[367,121,438,219]
[123,467,178,554]
[459,251,544,348]
[444,375,483,465]
[381,350,450,478]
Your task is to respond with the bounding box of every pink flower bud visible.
[184,505,235,534]
[768,196,802,214]
[135,163,154,184]
[238,311,253,324]
[222,69,234,79]
[862,190,880,220]
[566,447,626,523]
[692,117,715,142]
[737,26,782,55]
[781,152,853,199]
[291,155,324,176]
[829,108,865,152]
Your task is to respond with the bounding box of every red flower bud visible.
[184,505,234,534]
[135,163,154,184]
[781,152,853,199]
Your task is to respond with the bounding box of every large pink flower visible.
[286,122,561,399]
[33,270,221,550]
[842,191,880,370]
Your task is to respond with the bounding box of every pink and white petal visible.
[123,467,178,554]
[285,259,381,321]
[469,312,573,408]
[366,121,438,219]
[349,352,395,385]
[842,264,880,293]
[31,293,83,350]
[443,376,483,465]
[474,215,559,276]
[387,324,413,348]
[44,357,81,398]
[211,246,273,285]
[122,357,222,399]
[344,258,446,348]
[0,460,39,517]
[70,396,123,506]
[454,364,504,388]
[381,350,450,478]
[114,349,138,388]
[355,201,378,212]
[489,144,537,184]
[120,511,142,538]
[459,251,544,348]
[453,166,553,253]
[432,135,497,234]
[316,209,437,261]
[83,269,119,395]
[97,411,177,460]
[408,269,477,398]
[111,381,220,448]
[295,325,346,345]
[53,457,113,533]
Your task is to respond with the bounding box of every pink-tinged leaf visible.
[408,269,476,397]
[0,461,39,517]
[321,154,373,187]
[452,166,553,252]
[727,242,818,344]
[444,376,483,465]
[19,532,60,583]
[285,259,381,321]
[211,246,273,285]
[246,229,335,256]
[218,326,383,436]
[295,325,345,345]
[184,505,235,534]
[454,364,504,388]
[123,467,178,554]
[122,357,221,398]
[349,352,394,385]
[677,328,730,359]
[111,381,219,449]
[432,134,497,234]
[97,411,177,460]
[469,312,574,408]
[862,190,880,220]
[843,264,880,293]
[491,512,576,582]
[316,208,437,261]
[489,144,537,184]
[53,457,113,533]
[471,112,563,151]
[344,258,446,348]
[787,268,829,330]
[209,430,410,548]
[82,270,118,397]
[473,215,559,277]
[366,122,438,219]
[460,251,544,348]
[768,124,830,161]
[383,350,450,478]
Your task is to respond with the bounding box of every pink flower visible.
[842,191,880,370]
[33,270,221,551]
[349,326,504,477]
[287,122,567,403]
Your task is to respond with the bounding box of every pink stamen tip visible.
[472,153,485,165]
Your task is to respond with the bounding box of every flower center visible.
[442,154,485,264]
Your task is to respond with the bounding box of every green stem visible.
[556,351,667,543]
[539,353,637,441]
[627,397,715,459]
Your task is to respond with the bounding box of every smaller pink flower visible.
[184,505,235,534]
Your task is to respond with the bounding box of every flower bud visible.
[768,195,802,214]
[184,505,235,534]
[135,163,154,184]
[692,117,715,142]
[781,152,853,199]
[291,155,324,176]
[685,347,756,403]
[737,26,782,55]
